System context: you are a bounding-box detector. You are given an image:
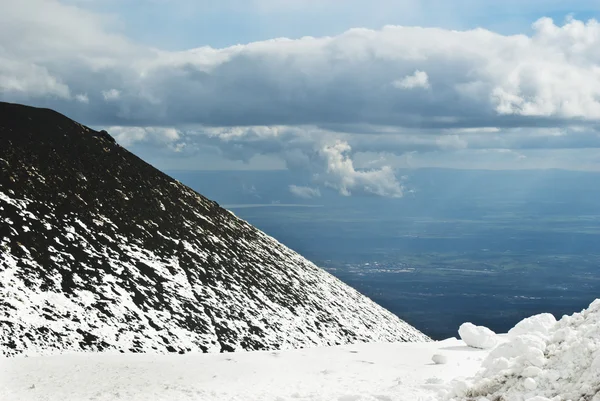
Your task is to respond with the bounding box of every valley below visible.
[171,169,600,340]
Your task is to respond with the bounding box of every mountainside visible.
[0,101,429,356]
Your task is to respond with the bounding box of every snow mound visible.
[449,299,600,401]
[458,323,498,349]
[508,313,557,339]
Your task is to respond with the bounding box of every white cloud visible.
[4,1,600,174]
[109,126,181,147]
[317,140,403,197]
[0,58,71,98]
[178,127,406,197]
[205,126,285,141]
[75,93,89,103]
[289,185,321,198]
[5,4,600,126]
[102,89,121,101]
[392,70,430,90]
[0,0,139,60]
[139,121,600,184]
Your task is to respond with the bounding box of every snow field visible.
[1,338,487,401]
[3,297,600,401]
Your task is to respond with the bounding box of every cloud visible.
[109,126,182,148]
[316,140,403,197]
[131,125,407,196]
[392,70,430,90]
[102,89,121,101]
[435,134,467,150]
[0,58,71,98]
[108,121,600,185]
[289,185,321,199]
[97,119,600,186]
[4,3,600,129]
[242,184,261,198]
[3,1,600,176]
[75,93,89,103]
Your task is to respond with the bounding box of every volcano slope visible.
[0,102,429,356]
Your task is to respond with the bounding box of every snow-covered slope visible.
[0,101,429,357]
[3,300,599,401]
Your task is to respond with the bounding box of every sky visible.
[2,0,600,198]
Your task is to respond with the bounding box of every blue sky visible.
[2,0,600,198]
[72,0,600,49]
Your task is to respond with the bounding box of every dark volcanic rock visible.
[0,101,429,356]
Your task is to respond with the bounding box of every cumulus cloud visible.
[4,2,600,128]
[3,1,600,179]
[289,185,321,199]
[142,125,407,196]
[316,140,403,197]
[0,58,71,98]
[392,70,430,90]
[115,121,600,188]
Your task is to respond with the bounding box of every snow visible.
[0,338,487,401]
[4,300,600,401]
[1,186,428,357]
[458,323,498,349]
[507,313,557,339]
[449,299,600,401]
[523,377,537,391]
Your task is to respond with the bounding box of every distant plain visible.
[170,168,600,339]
